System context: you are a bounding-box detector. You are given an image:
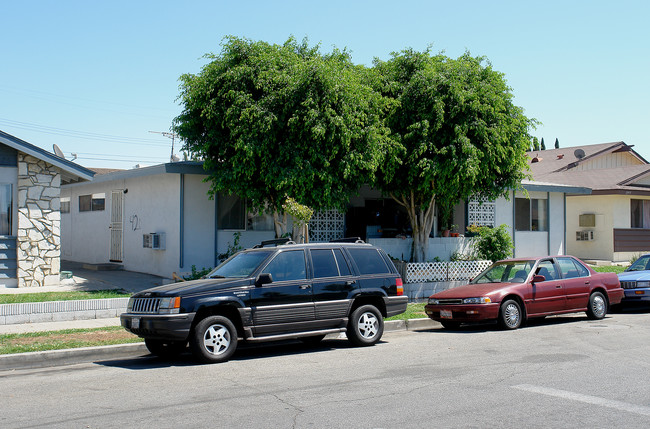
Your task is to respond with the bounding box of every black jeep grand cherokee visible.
[121,239,407,363]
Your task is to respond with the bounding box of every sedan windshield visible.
[472,260,536,284]
[627,255,650,272]
[207,250,273,278]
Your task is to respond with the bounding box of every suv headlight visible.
[428,298,440,305]
[637,281,650,288]
[158,297,181,314]
[462,297,492,304]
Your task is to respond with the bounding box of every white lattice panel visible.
[405,260,492,283]
[309,209,344,242]
[447,260,492,281]
[468,197,496,227]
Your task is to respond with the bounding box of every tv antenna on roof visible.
[149,131,179,162]
[53,144,65,159]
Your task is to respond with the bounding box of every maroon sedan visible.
[425,256,624,330]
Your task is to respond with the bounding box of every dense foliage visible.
[468,224,514,262]
[372,49,534,261]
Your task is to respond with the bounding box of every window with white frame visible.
[515,197,547,231]
[79,193,105,212]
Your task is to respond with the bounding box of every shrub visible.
[468,224,513,262]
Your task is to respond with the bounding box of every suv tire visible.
[190,315,238,364]
[347,304,383,346]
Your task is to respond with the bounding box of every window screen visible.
[218,194,246,230]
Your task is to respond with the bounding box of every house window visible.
[79,193,105,212]
[631,199,650,228]
[0,184,12,235]
[218,194,246,230]
[60,197,70,214]
[247,207,274,231]
[515,198,547,231]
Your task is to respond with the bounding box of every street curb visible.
[0,318,439,371]
[0,343,148,371]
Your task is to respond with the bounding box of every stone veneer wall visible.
[17,154,61,287]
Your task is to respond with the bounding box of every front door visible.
[109,190,123,262]
[250,249,314,335]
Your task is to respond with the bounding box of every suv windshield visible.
[207,250,273,278]
[472,260,536,284]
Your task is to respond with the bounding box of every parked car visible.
[121,238,407,363]
[424,256,623,330]
[618,254,650,303]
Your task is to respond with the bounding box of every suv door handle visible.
[299,284,311,290]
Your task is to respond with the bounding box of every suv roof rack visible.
[330,237,365,244]
[253,238,296,248]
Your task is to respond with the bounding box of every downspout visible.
[512,190,517,258]
[179,174,185,269]
[214,196,219,267]
[547,192,551,256]
[563,193,567,255]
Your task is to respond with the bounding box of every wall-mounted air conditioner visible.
[576,230,595,241]
[143,233,166,250]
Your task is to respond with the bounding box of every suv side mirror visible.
[532,275,546,283]
[255,273,273,287]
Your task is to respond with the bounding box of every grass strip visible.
[386,302,426,321]
[0,326,142,355]
[0,290,131,304]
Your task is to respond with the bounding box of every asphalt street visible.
[1,311,650,428]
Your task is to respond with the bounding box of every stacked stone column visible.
[17,154,61,287]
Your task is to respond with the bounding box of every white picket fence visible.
[405,260,492,283]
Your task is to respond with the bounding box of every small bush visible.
[468,224,513,262]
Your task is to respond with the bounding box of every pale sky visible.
[2,0,649,169]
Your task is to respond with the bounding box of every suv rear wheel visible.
[347,304,383,346]
[190,315,238,363]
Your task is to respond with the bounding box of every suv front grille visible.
[130,297,161,313]
[621,281,638,289]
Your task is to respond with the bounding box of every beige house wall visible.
[566,194,650,262]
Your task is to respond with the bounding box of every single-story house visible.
[0,130,95,288]
[528,141,650,262]
[61,161,589,279]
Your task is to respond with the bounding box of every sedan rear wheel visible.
[499,299,522,330]
[586,291,607,320]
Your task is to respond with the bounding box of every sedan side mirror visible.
[255,273,273,287]
[532,275,546,283]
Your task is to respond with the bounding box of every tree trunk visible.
[390,191,436,262]
[273,211,288,238]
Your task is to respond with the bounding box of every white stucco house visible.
[0,130,94,288]
[528,141,650,262]
[60,160,589,279]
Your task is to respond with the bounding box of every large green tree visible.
[372,49,534,262]
[174,37,389,237]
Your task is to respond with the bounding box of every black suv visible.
[121,238,407,363]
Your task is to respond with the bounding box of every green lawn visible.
[0,290,130,305]
[385,302,426,321]
[590,265,626,274]
[0,326,142,355]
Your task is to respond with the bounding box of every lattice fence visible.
[467,197,496,227]
[309,209,344,242]
[405,260,492,283]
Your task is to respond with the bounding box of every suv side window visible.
[263,250,307,282]
[347,248,390,275]
[333,249,351,276]
[311,249,339,278]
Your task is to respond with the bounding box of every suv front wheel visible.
[348,304,384,346]
[190,315,238,363]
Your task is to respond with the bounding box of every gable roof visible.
[0,130,95,184]
[527,141,650,195]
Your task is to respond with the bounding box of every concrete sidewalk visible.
[0,261,169,332]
